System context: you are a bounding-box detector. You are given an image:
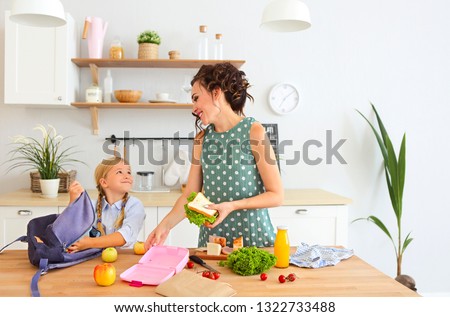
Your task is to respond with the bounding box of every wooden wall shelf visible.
[71,102,192,135]
[71,58,245,134]
[71,58,245,69]
[71,102,192,109]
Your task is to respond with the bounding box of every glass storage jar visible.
[85,83,102,103]
[136,171,154,191]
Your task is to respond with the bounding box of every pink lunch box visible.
[120,245,189,286]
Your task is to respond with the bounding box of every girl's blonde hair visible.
[94,156,130,235]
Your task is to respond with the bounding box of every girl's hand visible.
[204,201,235,228]
[67,236,91,252]
[69,181,84,203]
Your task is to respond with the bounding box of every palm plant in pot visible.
[354,103,416,291]
[137,30,161,59]
[4,124,85,198]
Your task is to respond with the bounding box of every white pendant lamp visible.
[10,0,66,27]
[261,0,311,32]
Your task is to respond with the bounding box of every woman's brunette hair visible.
[191,62,253,132]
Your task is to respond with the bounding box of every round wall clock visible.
[268,83,300,115]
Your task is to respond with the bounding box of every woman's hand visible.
[69,181,84,203]
[144,225,170,251]
[204,201,235,228]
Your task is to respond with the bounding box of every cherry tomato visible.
[209,273,216,280]
[278,275,286,283]
[260,273,268,281]
[202,271,211,278]
[213,272,220,280]
[186,261,194,269]
[287,273,296,282]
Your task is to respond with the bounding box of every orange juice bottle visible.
[274,226,290,268]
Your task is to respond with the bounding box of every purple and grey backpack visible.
[0,191,102,296]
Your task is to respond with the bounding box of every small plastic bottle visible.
[109,37,124,59]
[274,225,290,268]
[213,33,223,60]
[197,25,209,59]
[103,70,113,103]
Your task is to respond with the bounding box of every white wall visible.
[0,0,449,296]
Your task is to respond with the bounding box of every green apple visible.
[101,247,118,263]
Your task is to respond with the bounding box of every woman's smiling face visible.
[191,81,219,125]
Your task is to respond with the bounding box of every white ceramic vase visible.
[39,179,60,198]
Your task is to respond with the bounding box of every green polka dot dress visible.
[198,117,276,248]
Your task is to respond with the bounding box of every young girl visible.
[145,62,283,250]
[67,157,145,252]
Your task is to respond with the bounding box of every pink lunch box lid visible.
[120,245,189,286]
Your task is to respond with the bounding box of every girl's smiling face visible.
[100,161,133,194]
[191,81,220,125]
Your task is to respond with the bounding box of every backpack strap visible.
[30,250,102,297]
[0,235,27,253]
[30,258,49,297]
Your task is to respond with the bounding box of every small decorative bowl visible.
[114,90,142,103]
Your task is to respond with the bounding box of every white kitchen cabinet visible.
[4,11,79,107]
[0,206,59,250]
[0,206,157,250]
[157,207,199,248]
[0,189,351,250]
[269,205,349,247]
[138,207,158,242]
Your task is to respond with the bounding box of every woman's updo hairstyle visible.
[191,62,253,116]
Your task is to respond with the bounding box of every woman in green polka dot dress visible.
[145,62,283,250]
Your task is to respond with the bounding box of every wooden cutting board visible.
[194,251,228,260]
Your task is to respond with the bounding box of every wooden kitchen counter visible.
[0,248,418,297]
[0,188,352,207]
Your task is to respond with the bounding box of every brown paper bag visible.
[155,270,236,297]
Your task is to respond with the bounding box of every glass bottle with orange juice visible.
[274,225,290,268]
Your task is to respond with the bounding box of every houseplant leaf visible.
[401,232,413,256]
[355,103,413,278]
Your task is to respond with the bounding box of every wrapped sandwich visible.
[184,192,218,227]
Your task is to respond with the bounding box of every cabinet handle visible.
[17,210,32,216]
[58,96,62,101]
[295,209,308,215]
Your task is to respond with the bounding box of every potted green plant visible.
[354,103,416,291]
[4,124,86,198]
[137,30,161,59]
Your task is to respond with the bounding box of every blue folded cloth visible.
[289,242,354,268]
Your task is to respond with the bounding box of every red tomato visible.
[278,275,286,283]
[287,273,296,282]
[202,271,211,278]
[212,272,220,280]
[93,263,116,286]
[260,273,268,281]
[186,261,194,269]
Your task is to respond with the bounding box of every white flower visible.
[34,124,48,139]
[11,135,29,144]
[48,124,57,137]
[54,135,64,143]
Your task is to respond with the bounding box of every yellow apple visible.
[133,241,146,255]
[94,263,116,286]
[101,247,118,263]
